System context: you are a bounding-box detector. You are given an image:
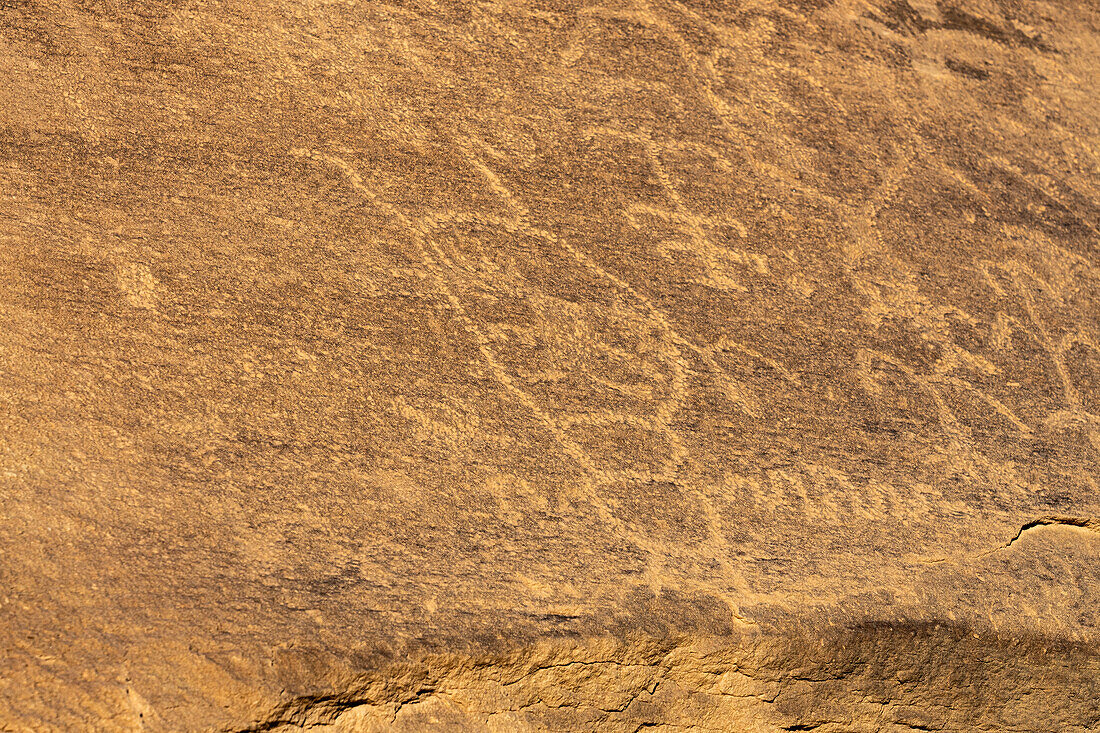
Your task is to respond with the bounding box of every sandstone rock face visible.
[2,0,1100,730]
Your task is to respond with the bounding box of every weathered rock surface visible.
[2,0,1099,729]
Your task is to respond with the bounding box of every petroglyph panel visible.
[1,0,1099,729]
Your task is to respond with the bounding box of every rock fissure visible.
[983,516,1100,556]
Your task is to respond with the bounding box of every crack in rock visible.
[983,516,1100,556]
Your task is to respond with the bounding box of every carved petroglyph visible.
[585,125,761,291]
[292,138,767,611]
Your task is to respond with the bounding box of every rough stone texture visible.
[1,0,1099,730]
